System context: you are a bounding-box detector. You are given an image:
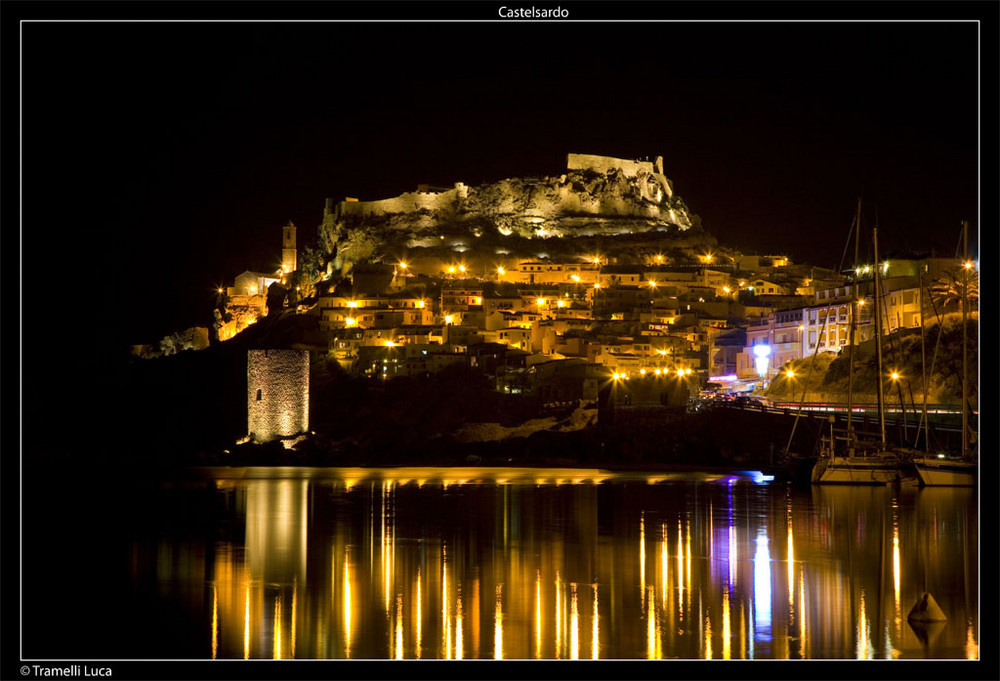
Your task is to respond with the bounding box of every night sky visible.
[18,8,987,351]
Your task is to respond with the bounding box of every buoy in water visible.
[907,592,947,622]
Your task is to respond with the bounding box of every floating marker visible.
[907,592,947,622]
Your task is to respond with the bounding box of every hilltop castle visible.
[325,153,683,224]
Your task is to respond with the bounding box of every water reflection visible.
[150,468,981,659]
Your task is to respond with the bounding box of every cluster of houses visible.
[216,226,963,404]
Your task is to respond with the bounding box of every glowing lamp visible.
[345,317,357,327]
[785,369,795,378]
[445,315,453,324]
[459,265,466,273]
[536,298,545,306]
[399,262,407,269]
[752,344,771,378]
[497,267,506,275]
[448,266,456,274]
[890,371,900,381]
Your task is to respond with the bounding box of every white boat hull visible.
[812,456,912,485]
[914,460,976,487]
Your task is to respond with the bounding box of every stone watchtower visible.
[281,221,297,275]
[247,349,310,443]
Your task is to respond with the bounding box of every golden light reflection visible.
[443,544,451,659]
[591,583,599,660]
[729,521,737,587]
[856,589,872,659]
[705,613,713,659]
[243,581,250,660]
[570,583,580,660]
[686,519,692,607]
[639,512,646,601]
[212,584,218,660]
[677,519,685,619]
[722,586,731,660]
[555,572,563,659]
[787,505,795,620]
[646,585,660,659]
[415,567,422,659]
[966,619,978,659]
[660,524,668,609]
[535,571,542,658]
[799,566,807,658]
[893,520,901,625]
[344,549,352,658]
[395,594,404,660]
[291,579,297,659]
[494,583,504,660]
[382,483,392,614]
[456,589,464,660]
[740,602,747,659]
[799,567,809,659]
[273,595,282,660]
[200,471,977,660]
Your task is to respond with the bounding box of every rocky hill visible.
[315,154,713,275]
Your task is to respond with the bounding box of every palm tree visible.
[928,267,978,314]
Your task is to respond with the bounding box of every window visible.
[256,389,262,401]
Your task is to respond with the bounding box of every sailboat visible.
[812,220,915,485]
[913,221,977,487]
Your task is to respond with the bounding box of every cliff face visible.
[319,155,701,273]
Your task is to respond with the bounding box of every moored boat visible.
[811,222,913,486]
[913,456,976,487]
[813,452,913,485]
[912,221,977,488]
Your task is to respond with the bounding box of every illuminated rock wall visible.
[338,183,468,219]
[566,153,656,177]
[247,349,310,442]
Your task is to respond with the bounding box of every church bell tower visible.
[281,221,297,276]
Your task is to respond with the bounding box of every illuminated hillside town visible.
[21,11,983,667]
[131,154,978,466]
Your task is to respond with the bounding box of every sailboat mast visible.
[919,264,929,452]
[961,220,969,457]
[846,199,861,448]
[873,227,886,447]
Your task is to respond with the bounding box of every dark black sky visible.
[19,13,986,348]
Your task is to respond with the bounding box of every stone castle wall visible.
[338,183,468,219]
[247,349,310,442]
[566,153,656,178]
